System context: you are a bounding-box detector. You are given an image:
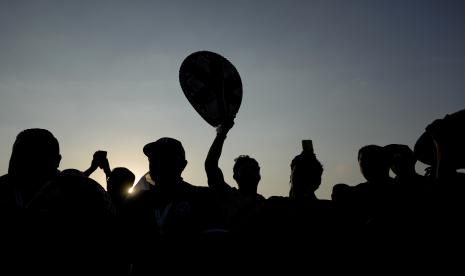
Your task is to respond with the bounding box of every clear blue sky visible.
[1,0,464,199]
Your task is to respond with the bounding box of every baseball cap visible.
[143,137,185,159]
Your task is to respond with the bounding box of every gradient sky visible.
[1,0,464,199]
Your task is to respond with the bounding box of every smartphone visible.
[95,150,107,159]
[93,151,107,165]
[302,140,314,154]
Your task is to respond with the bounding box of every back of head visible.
[143,137,187,184]
[384,144,416,178]
[107,167,135,202]
[290,152,323,198]
[27,174,115,253]
[60,169,85,176]
[28,174,115,222]
[331,183,351,202]
[233,155,261,194]
[358,145,390,182]
[8,128,61,181]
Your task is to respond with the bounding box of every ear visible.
[180,159,187,171]
[55,154,62,169]
[233,170,240,181]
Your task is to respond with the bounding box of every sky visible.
[1,0,464,199]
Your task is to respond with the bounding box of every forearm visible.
[103,166,111,178]
[205,132,231,191]
[205,132,227,169]
[83,165,98,177]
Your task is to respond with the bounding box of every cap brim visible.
[143,142,156,157]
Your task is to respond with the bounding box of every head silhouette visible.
[28,174,115,223]
[107,167,135,205]
[143,137,187,185]
[358,145,390,182]
[8,128,61,183]
[415,109,465,170]
[60,169,85,176]
[233,155,260,195]
[385,144,416,178]
[289,152,323,198]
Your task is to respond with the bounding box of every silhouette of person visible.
[80,151,135,275]
[261,147,341,242]
[125,138,215,234]
[107,168,135,208]
[26,173,116,274]
[382,144,434,234]
[289,150,323,200]
[414,110,465,242]
[0,129,62,272]
[414,110,465,200]
[83,150,111,178]
[422,110,465,181]
[205,120,265,231]
[332,145,395,226]
[28,174,115,226]
[123,137,220,274]
[83,150,135,211]
[288,150,329,224]
[0,129,61,211]
[385,144,432,197]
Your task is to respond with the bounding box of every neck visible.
[239,185,257,196]
[292,192,317,201]
[155,176,182,188]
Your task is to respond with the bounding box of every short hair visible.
[233,155,259,175]
[108,167,135,186]
[358,145,386,162]
[291,153,323,177]
[13,128,60,156]
[9,128,60,174]
[384,144,415,162]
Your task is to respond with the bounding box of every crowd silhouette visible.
[1,108,464,273]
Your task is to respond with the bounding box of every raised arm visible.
[83,150,110,178]
[83,151,100,177]
[100,155,112,181]
[205,120,234,192]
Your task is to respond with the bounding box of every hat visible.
[143,137,185,159]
